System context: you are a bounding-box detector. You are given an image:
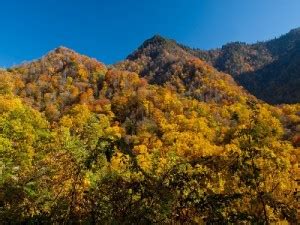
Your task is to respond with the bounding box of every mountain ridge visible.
[3,27,300,104]
[123,28,300,104]
[118,34,253,105]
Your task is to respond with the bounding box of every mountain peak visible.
[139,34,174,49]
[11,45,106,79]
[51,46,77,55]
[288,27,300,34]
[127,34,184,61]
[146,34,168,43]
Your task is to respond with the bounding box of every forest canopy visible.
[0,41,299,224]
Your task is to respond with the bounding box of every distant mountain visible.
[117,35,254,105]
[185,28,300,104]
[121,28,300,104]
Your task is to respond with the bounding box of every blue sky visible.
[0,0,299,67]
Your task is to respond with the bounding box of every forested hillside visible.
[0,36,299,223]
[186,28,300,104]
[125,28,300,104]
[118,35,252,104]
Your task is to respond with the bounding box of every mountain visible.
[185,28,300,104]
[122,29,300,104]
[117,35,254,105]
[6,46,107,120]
[0,35,299,224]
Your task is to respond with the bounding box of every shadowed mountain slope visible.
[121,28,300,104]
[117,35,253,105]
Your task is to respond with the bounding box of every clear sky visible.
[0,0,299,67]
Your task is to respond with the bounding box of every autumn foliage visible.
[0,46,299,224]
